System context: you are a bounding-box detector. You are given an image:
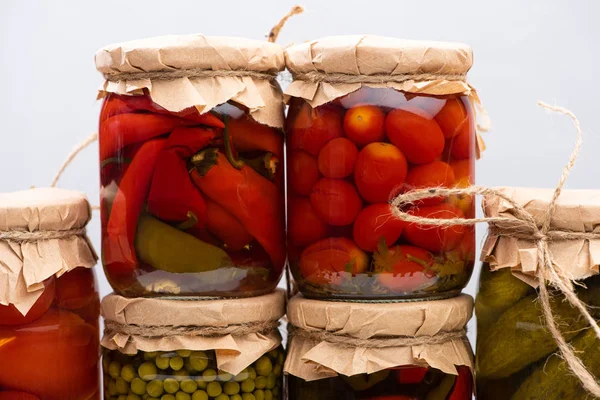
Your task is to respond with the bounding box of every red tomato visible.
[288,150,321,196]
[318,137,358,178]
[403,204,466,252]
[343,105,386,147]
[448,123,474,160]
[310,179,363,226]
[299,237,368,285]
[376,245,436,292]
[0,309,99,400]
[54,268,97,311]
[353,204,405,251]
[448,366,473,400]
[288,197,329,247]
[396,366,429,384]
[449,159,473,184]
[385,109,445,164]
[435,98,469,139]
[0,392,40,400]
[288,101,343,156]
[0,279,55,326]
[403,161,455,206]
[354,143,408,204]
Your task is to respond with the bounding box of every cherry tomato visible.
[403,161,455,206]
[403,204,466,252]
[449,159,473,183]
[354,142,408,204]
[396,366,429,384]
[54,268,96,310]
[288,150,321,196]
[0,279,55,326]
[376,245,436,292]
[318,137,358,179]
[435,98,469,139]
[343,105,386,147]
[310,178,363,226]
[353,204,405,251]
[0,392,40,400]
[288,101,343,156]
[299,237,368,285]
[448,366,473,400]
[448,123,473,160]
[385,109,445,164]
[288,197,329,247]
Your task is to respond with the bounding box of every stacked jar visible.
[95,34,288,400]
[283,35,480,399]
[0,188,100,400]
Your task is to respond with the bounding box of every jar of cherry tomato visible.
[95,35,286,297]
[0,188,100,400]
[284,36,482,300]
[285,294,474,400]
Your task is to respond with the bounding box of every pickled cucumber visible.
[511,327,600,400]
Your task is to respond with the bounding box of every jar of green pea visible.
[100,291,286,400]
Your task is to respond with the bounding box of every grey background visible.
[1,0,599,352]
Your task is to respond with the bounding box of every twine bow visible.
[392,102,600,396]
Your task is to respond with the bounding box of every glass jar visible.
[99,94,285,297]
[289,365,472,400]
[286,87,476,300]
[0,267,100,400]
[102,347,284,400]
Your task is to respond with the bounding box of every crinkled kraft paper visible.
[101,290,285,375]
[285,295,473,381]
[95,34,285,128]
[0,188,97,315]
[482,187,600,285]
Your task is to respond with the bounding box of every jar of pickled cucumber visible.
[95,34,286,298]
[101,290,286,400]
[284,36,483,300]
[285,294,474,400]
[0,188,100,400]
[475,188,600,399]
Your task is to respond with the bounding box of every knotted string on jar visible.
[391,101,600,397]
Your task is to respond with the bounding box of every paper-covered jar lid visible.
[101,289,285,375]
[285,294,473,381]
[95,34,286,128]
[0,187,97,314]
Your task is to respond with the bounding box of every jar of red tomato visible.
[0,188,100,400]
[285,294,474,400]
[284,36,482,300]
[95,35,286,297]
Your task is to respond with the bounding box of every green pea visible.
[147,380,164,397]
[139,362,158,381]
[215,395,230,400]
[241,394,255,400]
[162,395,176,400]
[121,365,137,383]
[103,354,112,371]
[231,395,243,400]
[254,390,265,400]
[144,352,160,360]
[173,370,189,381]
[247,368,257,380]
[175,392,191,400]
[156,354,171,370]
[202,369,217,382]
[223,381,240,395]
[268,350,278,358]
[272,387,279,396]
[116,377,129,394]
[191,390,208,400]
[176,350,192,357]
[117,395,127,400]
[169,356,184,371]
[126,395,141,400]
[189,352,209,372]
[193,377,207,389]
[233,369,249,382]
[181,379,197,394]
[266,374,276,390]
[254,376,267,390]
[240,379,255,393]
[164,378,180,394]
[272,364,282,377]
[277,353,284,365]
[255,357,272,377]
[206,381,223,397]
[218,371,233,382]
[108,379,118,395]
[109,361,122,379]
[264,390,272,400]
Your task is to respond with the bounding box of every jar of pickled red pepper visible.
[101,290,286,400]
[285,294,474,400]
[0,188,100,400]
[476,188,600,400]
[284,36,483,300]
[95,34,286,298]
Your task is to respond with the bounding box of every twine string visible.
[267,5,305,43]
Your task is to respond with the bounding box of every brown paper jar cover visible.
[481,187,600,285]
[0,187,97,314]
[285,294,473,381]
[95,34,286,128]
[101,289,285,375]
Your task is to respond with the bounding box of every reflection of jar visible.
[285,295,474,400]
[284,36,480,300]
[0,188,99,400]
[95,34,286,298]
[101,291,286,400]
[475,188,600,399]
